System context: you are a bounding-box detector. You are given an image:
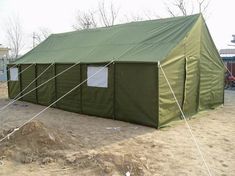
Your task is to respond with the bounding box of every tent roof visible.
[15,14,200,64]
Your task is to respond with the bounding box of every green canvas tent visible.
[7,14,224,128]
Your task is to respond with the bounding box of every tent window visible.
[87,66,108,88]
[9,67,19,81]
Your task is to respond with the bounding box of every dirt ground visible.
[0,83,234,176]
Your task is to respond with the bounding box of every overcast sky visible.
[0,0,234,54]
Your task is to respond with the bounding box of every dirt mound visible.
[0,121,147,174]
[2,120,69,150]
[0,121,74,164]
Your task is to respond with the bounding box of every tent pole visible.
[35,64,38,104]
[156,61,160,129]
[54,63,57,107]
[113,61,116,120]
[80,64,83,114]
[6,65,10,99]
[19,64,24,99]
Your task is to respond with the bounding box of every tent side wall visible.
[7,63,158,128]
[115,63,158,127]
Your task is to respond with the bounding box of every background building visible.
[220,35,235,76]
[0,44,10,81]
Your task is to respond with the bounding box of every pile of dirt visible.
[0,121,74,164]
[0,121,147,175]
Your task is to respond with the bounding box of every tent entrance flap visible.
[183,57,199,116]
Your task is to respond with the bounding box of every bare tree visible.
[98,0,120,27]
[33,28,51,47]
[73,1,120,30]
[143,10,161,20]
[5,16,24,59]
[124,14,144,22]
[165,0,192,16]
[197,0,210,14]
[124,11,160,23]
[73,10,98,30]
[165,0,210,17]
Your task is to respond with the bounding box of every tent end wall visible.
[158,15,224,127]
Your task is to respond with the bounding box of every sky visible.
[0,0,234,54]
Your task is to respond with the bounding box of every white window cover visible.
[87,66,108,88]
[10,67,19,81]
